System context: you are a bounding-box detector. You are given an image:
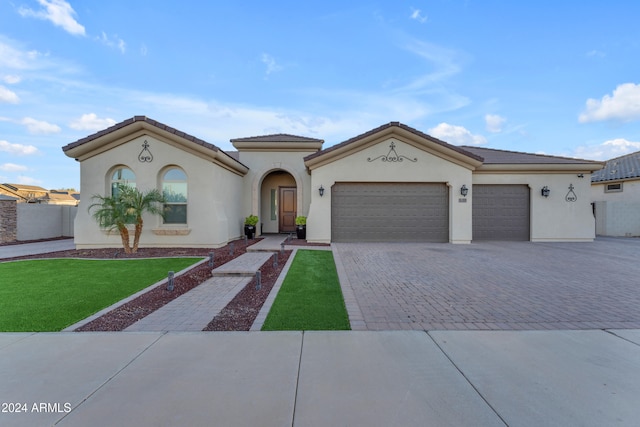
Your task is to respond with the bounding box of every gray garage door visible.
[472,184,530,241]
[332,183,449,242]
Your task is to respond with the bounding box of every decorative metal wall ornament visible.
[565,183,577,202]
[138,140,153,163]
[367,141,417,163]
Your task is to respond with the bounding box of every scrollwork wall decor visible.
[138,140,153,163]
[367,141,417,163]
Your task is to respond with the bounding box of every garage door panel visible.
[472,184,530,241]
[332,183,449,242]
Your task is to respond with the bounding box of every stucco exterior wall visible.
[16,204,77,240]
[473,173,595,241]
[306,138,474,243]
[591,179,640,236]
[594,201,640,236]
[591,179,640,202]
[236,151,314,235]
[74,134,244,248]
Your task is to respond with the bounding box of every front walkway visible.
[0,238,74,259]
[122,236,285,332]
[333,238,640,331]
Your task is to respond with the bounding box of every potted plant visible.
[295,216,307,239]
[244,215,258,239]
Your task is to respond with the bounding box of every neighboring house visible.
[0,184,80,205]
[0,184,48,203]
[62,116,602,249]
[591,151,640,236]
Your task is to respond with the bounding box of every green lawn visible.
[262,250,350,331]
[0,258,201,332]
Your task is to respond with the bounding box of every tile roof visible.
[591,150,640,182]
[304,122,484,162]
[460,146,600,165]
[1,183,48,192]
[62,116,222,154]
[230,133,323,143]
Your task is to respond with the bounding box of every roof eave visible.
[475,163,604,173]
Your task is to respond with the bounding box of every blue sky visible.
[1,0,639,190]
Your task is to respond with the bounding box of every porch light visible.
[541,186,550,198]
[319,185,325,197]
[460,185,468,197]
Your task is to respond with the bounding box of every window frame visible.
[605,182,623,193]
[161,167,188,225]
[110,167,136,196]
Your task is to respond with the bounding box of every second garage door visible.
[332,182,449,242]
[472,184,530,241]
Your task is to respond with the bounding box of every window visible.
[111,167,135,195]
[605,183,623,193]
[162,168,187,224]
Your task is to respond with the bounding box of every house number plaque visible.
[565,184,577,202]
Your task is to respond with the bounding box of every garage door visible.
[332,183,449,242]
[472,184,530,241]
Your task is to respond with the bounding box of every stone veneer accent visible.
[0,198,18,243]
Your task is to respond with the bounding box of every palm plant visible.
[88,184,165,253]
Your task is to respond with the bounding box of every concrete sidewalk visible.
[1,330,639,427]
[0,239,75,259]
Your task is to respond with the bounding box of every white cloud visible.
[21,117,61,134]
[427,122,487,146]
[0,163,28,172]
[0,140,40,156]
[2,75,21,84]
[98,32,126,54]
[410,8,428,23]
[579,83,640,123]
[16,175,43,185]
[69,113,116,131]
[0,38,44,70]
[573,138,640,160]
[0,85,20,103]
[18,0,85,36]
[399,39,465,92]
[261,53,283,76]
[485,114,506,133]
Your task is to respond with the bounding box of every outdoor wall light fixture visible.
[319,185,325,197]
[541,186,550,198]
[460,184,468,197]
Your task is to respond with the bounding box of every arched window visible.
[110,167,136,196]
[162,168,187,224]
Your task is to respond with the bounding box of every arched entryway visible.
[260,170,298,233]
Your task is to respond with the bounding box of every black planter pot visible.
[244,225,256,239]
[296,225,306,240]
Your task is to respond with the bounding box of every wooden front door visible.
[279,187,297,233]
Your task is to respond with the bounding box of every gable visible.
[304,122,483,171]
[62,116,248,176]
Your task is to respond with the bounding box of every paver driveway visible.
[333,237,640,330]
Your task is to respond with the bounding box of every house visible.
[62,116,602,249]
[591,151,640,236]
[0,184,49,203]
[0,184,80,205]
